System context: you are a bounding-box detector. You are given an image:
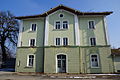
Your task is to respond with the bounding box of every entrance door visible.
[57,55,66,73]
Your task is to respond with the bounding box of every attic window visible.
[59,14,64,18]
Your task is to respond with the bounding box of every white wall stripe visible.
[104,17,109,45]
[44,16,49,46]
[17,20,23,47]
[74,15,80,46]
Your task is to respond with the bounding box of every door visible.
[57,55,66,73]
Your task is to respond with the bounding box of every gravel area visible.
[0,72,120,80]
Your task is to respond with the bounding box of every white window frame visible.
[88,20,95,29]
[56,53,68,73]
[30,23,37,31]
[54,20,61,29]
[63,37,69,46]
[17,60,20,67]
[29,38,36,46]
[55,37,61,46]
[89,37,96,46]
[62,20,69,29]
[90,54,100,68]
[27,54,35,67]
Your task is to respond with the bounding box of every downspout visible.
[79,46,81,73]
[112,55,115,73]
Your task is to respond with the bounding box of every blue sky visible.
[0,0,120,48]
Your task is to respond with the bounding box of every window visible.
[56,38,61,46]
[30,24,37,31]
[27,55,34,67]
[17,61,20,67]
[88,21,95,29]
[59,14,64,18]
[55,21,61,29]
[22,27,24,32]
[29,39,36,46]
[63,38,68,46]
[63,21,68,29]
[90,38,96,46]
[90,54,99,68]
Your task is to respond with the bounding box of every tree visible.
[0,11,19,65]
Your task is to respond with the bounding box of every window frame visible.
[90,54,100,68]
[55,38,61,46]
[62,20,69,29]
[63,37,69,46]
[29,38,36,47]
[59,13,64,18]
[89,37,96,46]
[30,23,37,31]
[88,20,95,29]
[27,54,35,67]
[54,20,61,30]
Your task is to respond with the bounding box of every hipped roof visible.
[111,49,120,56]
[16,5,113,19]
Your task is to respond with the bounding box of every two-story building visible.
[15,5,113,73]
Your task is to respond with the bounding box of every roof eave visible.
[15,5,113,20]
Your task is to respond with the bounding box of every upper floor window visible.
[55,21,61,29]
[63,37,68,46]
[90,54,99,68]
[55,37,69,46]
[29,39,36,46]
[88,21,95,29]
[30,24,37,31]
[27,54,34,67]
[63,21,68,29]
[55,20,69,30]
[90,38,96,46]
[59,14,64,18]
[56,38,61,46]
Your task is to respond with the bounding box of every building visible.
[15,5,114,73]
[111,48,120,73]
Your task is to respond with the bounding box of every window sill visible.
[91,67,100,69]
[28,30,36,32]
[53,29,68,31]
[50,45,70,47]
[25,66,33,68]
[29,46,37,48]
[88,28,95,30]
[90,45,96,47]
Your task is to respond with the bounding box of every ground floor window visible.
[27,54,34,67]
[90,54,99,68]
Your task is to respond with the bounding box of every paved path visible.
[0,72,119,80]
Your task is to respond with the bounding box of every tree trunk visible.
[1,41,7,63]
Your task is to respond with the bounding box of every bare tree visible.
[0,11,19,65]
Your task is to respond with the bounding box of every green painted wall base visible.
[16,46,114,73]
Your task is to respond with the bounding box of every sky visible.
[0,0,120,48]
